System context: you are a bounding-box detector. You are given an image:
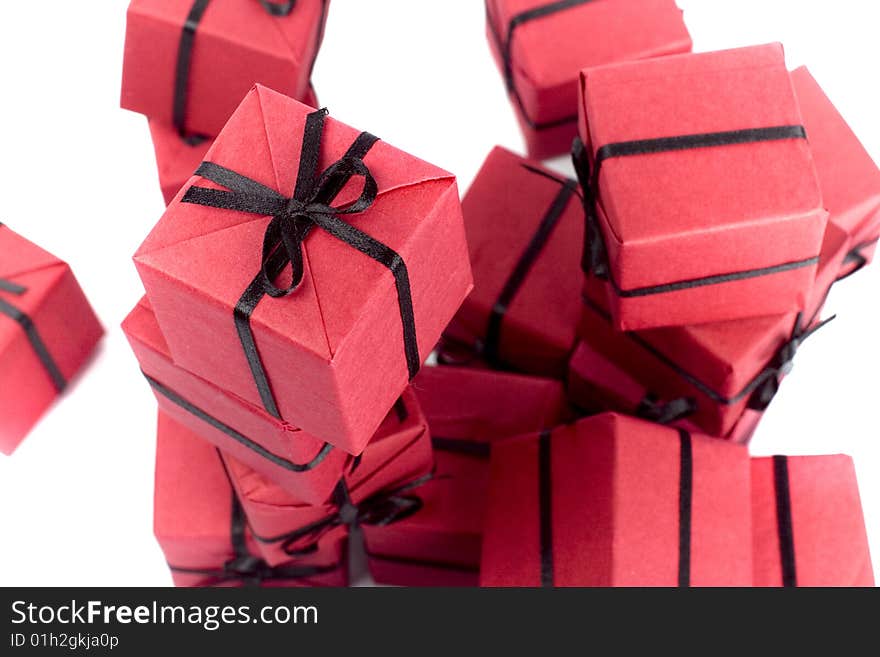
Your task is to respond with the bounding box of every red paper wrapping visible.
[135,86,472,455]
[122,296,348,505]
[481,414,752,586]
[485,0,691,160]
[578,221,850,438]
[154,412,347,587]
[148,86,320,206]
[751,455,873,587]
[441,147,583,377]
[577,44,827,329]
[792,67,880,278]
[222,388,432,567]
[0,225,103,455]
[567,340,761,444]
[413,365,568,441]
[121,0,329,137]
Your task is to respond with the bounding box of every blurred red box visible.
[751,455,873,587]
[578,221,849,438]
[413,365,568,442]
[222,388,432,567]
[793,67,880,280]
[0,224,103,455]
[441,147,583,377]
[134,86,472,455]
[576,44,827,329]
[122,0,329,137]
[481,414,752,586]
[122,296,348,505]
[485,0,691,160]
[154,412,347,587]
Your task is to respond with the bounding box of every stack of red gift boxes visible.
[122,1,877,586]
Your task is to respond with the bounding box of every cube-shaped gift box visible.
[148,86,320,206]
[134,86,473,455]
[123,296,348,505]
[575,44,828,330]
[1,224,103,455]
[485,0,691,160]
[578,206,850,440]
[792,67,880,280]
[440,147,583,378]
[155,412,347,587]
[567,340,762,444]
[751,455,873,587]
[481,413,752,586]
[221,388,432,567]
[122,0,329,138]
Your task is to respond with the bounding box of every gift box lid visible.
[579,44,826,292]
[481,413,752,586]
[413,365,566,442]
[751,455,874,587]
[0,223,64,284]
[792,66,880,243]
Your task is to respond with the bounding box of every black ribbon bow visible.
[181,108,420,421]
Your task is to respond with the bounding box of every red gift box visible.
[154,412,347,587]
[751,455,873,587]
[567,340,761,444]
[122,0,329,138]
[222,388,432,567]
[134,86,472,455]
[0,224,103,455]
[481,414,752,586]
[485,0,691,160]
[413,364,568,442]
[792,67,880,280]
[578,221,850,439]
[441,147,583,377]
[148,86,320,206]
[575,44,827,329]
[122,296,348,505]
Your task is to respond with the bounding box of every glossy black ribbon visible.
[0,252,67,393]
[635,394,697,426]
[485,0,594,131]
[181,108,420,421]
[144,372,334,472]
[572,127,820,296]
[772,455,797,587]
[677,429,693,587]
[836,237,879,282]
[582,294,835,415]
[168,487,339,586]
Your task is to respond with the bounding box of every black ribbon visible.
[0,264,67,394]
[636,394,697,426]
[772,455,797,587]
[538,429,554,587]
[485,0,593,131]
[431,437,491,460]
[677,429,693,588]
[581,294,834,415]
[572,127,820,296]
[144,372,334,473]
[481,165,580,368]
[182,108,420,421]
[836,237,879,282]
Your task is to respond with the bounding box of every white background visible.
[0,0,878,586]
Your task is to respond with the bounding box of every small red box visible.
[442,147,583,377]
[0,224,103,455]
[578,221,850,439]
[485,0,691,160]
[567,340,762,444]
[751,455,873,587]
[481,414,752,586]
[148,86,320,206]
[413,365,568,442]
[154,412,347,587]
[122,296,348,505]
[576,44,827,329]
[222,389,432,567]
[122,0,329,137]
[792,67,880,279]
[134,86,473,455]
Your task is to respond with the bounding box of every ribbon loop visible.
[258,0,296,16]
[636,394,697,425]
